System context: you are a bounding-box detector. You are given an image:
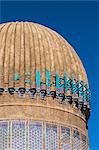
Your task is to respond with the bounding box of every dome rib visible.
[52,29,66,76]
[46,27,64,76]
[0,23,6,32]
[9,22,16,87]
[19,22,25,87]
[57,34,72,79]
[39,24,48,84]
[29,23,36,88]
[45,27,55,75]
[4,23,14,88]
[68,44,78,78]
[37,23,50,72]
[0,23,11,87]
[24,22,31,88]
[34,23,46,85]
[44,27,58,74]
[44,27,59,91]
[27,22,32,87]
[32,23,41,72]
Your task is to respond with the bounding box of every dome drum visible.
[0,120,89,150]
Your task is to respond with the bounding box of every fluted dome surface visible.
[0,21,88,88]
[0,22,90,150]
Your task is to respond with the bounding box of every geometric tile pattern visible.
[46,124,58,150]
[0,121,9,150]
[11,121,26,150]
[73,129,80,150]
[0,120,89,150]
[28,122,43,150]
[60,127,72,150]
[81,134,88,150]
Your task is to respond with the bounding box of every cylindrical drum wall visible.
[0,96,89,150]
[0,120,89,150]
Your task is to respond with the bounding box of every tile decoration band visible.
[0,70,91,119]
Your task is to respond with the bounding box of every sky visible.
[0,1,99,149]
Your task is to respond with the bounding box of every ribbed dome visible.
[0,22,90,150]
[0,21,88,88]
